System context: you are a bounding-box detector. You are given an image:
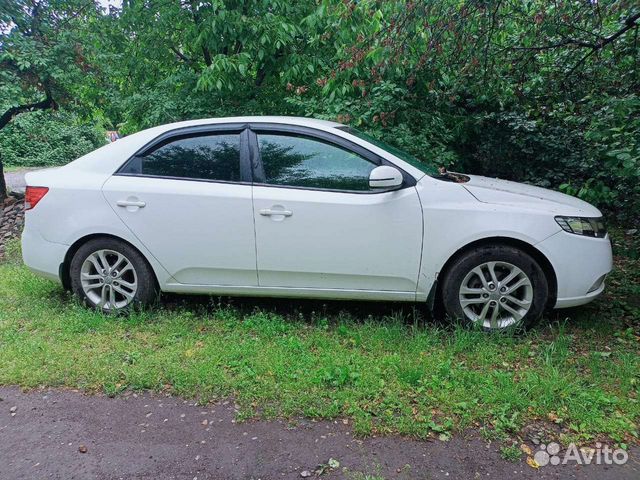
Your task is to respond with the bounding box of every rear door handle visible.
[117,200,146,208]
[259,208,292,217]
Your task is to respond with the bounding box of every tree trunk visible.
[0,94,55,131]
[0,156,7,203]
[0,92,56,202]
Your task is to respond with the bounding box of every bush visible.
[0,111,107,168]
[289,85,638,225]
[456,96,640,225]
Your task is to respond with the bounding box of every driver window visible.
[257,134,377,191]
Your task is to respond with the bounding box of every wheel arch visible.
[432,236,558,311]
[60,233,159,291]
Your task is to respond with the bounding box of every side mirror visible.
[369,165,404,189]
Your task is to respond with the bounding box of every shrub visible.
[0,111,107,168]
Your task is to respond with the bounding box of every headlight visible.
[554,216,607,238]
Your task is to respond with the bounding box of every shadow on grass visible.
[143,290,611,338]
[159,291,439,327]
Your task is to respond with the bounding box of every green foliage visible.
[0,0,106,197]
[579,95,640,222]
[291,0,640,223]
[0,111,106,167]
[1,1,639,222]
[0,0,104,117]
[454,94,640,225]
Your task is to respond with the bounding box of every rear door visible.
[102,126,258,286]
[250,126,423,294]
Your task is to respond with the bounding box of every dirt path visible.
[3,168,41,193]
[0,387,637,480]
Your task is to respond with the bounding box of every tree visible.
[0,0,102,200]
[98,0,320,133]
[287,0,639,222]
[1,0,638,222]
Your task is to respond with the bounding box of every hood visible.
[462,175,602,217]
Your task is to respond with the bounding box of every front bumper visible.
[554,281,606,308]
[535,230,613,309]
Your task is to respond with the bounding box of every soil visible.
[1,387,637,480]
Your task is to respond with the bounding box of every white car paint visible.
[102,175,258,286]
[463,175,602,215]
[22,116,612,309]
[252,184,422,293]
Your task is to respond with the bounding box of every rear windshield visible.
[337,126,438,176]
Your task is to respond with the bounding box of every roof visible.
[157,116,343,130]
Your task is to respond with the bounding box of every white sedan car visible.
[22,116,612,330]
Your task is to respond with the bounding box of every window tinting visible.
[257,134,376,191]
[121,133,241,182]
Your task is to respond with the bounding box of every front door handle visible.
[117,200,146,208]
[259,208,293,217]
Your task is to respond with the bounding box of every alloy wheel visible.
[80,249,138,310]
[458,261,533,329]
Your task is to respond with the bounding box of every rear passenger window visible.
[121,133,241,182]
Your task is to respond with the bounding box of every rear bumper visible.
[535,231,613,309]
[21,224,68,284]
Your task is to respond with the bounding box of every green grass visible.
[500,443,523,462]
[3,165,31,173]
[0,236,638,445]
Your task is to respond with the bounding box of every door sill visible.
[162,283,417,302]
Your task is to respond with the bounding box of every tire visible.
[70,237,158,313]
[441,245,548,331]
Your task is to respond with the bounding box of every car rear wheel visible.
[70,238,158,313]
[441,245,548,331]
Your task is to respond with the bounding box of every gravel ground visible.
[4,168,38,194]
[0,387,637,480]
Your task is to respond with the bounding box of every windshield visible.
[337,126,439,176]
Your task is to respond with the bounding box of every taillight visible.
[25,186,49,210]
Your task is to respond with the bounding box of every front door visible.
[251,129,423,293]
[102,128,257,286]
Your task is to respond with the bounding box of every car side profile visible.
[22,116,612,330]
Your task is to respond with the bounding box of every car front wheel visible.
[441,245,548,331]
[70,238,157,313]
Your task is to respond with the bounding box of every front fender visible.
[415,179,561,300]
